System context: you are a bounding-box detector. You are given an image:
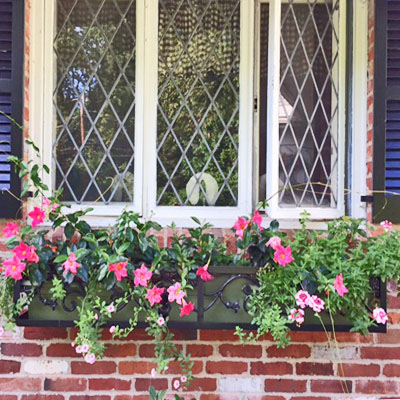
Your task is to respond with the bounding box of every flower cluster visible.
[295,290,325,315]
[266,236,294,267]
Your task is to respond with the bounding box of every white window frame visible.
[29,0,368,227]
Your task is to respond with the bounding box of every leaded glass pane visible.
[157,0,240,207]
[54,0,136,204]
[279,0,339,207]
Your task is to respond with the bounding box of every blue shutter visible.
[0,0,23,218]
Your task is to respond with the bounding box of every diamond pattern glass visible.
[279,0,339,207]
[157,0,240,206]
[54,0,136,204]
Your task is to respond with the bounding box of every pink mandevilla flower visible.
[233,217,249,239]
[252,210,263,230]
[380,220,393,233]
[62,252,81,274]
[28,207,45,228]
[167,282,186,305]
[373,307,388,324]
[133,264,152,287]
[295,290,311,309]
[3,256,26,280]
[146,286,164,307]
[13,242,39,264]
[157,317,165,326]
[84,353,96,364]
[109,326,116,334]
[266,236,282,250]
[109,261,128,282]
[180,300,195,317]
[273,245,294,267]
[196,264,214,282]
[333,273,349,298]
[42,197,60,212]
[309,295,325,313]
[3,222,19,238]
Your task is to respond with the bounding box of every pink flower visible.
[173,379,180,389]
[309,295,325,313]
[28,207,45,228]
[233,217,249,239]
[3,256,26,280]
[42,197,60,212]
[62,252,81,274]
[81,344,89,353]
[252,210,263,230]
[13,242,39,264]
[107,304,115,314]
[27,246,39,263]
[133,264,152,287]
[3,222,19,238]
[273,245,294,267]
[288,308,305,326]
[167,282,186,305]
[94,313,98,320]
[151,368,157,377]
[333,273,349,298]
[0,327,4,336]
[380,220,393,233]
[146,286,165,307]
[295,290,311,309]
[181,376,187,383]
[180,300,195,317]
[84,353,96,364]
[196,264,214,282]
[75,345,83,354]
[266,236,282,250]
[109,325,116,333]
[157,316,165,326]
[373,307,388,324]
[109,261,128,282]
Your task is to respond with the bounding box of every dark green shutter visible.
[0,0,24,218]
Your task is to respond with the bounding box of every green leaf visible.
[54,254,68,263]
[43,164,50,174]
[116,242,130,255]
[269,220,279,232]
[76,220,91,235]
[31,268,44,285]
[77,266,89,283]
[64,223,75,240]
[191,216,201,225]
[97,264,109,281]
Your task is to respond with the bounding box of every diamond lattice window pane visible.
[279,0,339,207]
[157,0,240,206]
[54,0,136,204]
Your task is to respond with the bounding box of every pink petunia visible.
[333,273,349,298]
[295,290,311,309]
[157,316,165,326]
[266,236,282,251]
[3,222,19,238]
[196,264,214,282]
[109,261,128,282]
[28,207,45,228]
[380,220,393,233]
[146,286,165,307]
[133,264,152,287]
[233,217,249,239]
[373,307,388,324]
[273,245,294,267]
[309,295,325,313]
[62,252,81,274]
[252,210,264,231]
[3,256,26,280]
[84,353,96,364]
[180,300,195,317]
[167,282,186,305]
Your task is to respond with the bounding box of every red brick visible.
[296,362,333,376]
[24,327,68,340]
[334,332,373,343]
[266,345,311,358]
[0,378,41,392]
[356,380,400,394]
[187,344,214,357]
[46,343,80,357]
[250,362,292,375]
[44,378,87,392]
[169,329,197,340]
[0,360,20,374]
[1,343,42,357]
[200,395,241,400]
[89,378,131,391]
[0,397,18,400]
[311,379,352,393]
[182,377,217,392]
[247,397,285,400]
[70,397,110,400]
[219,344,262,358]
[21,397,65,400]
[115,397,148,400]
[104,344,137,357]
[377,329,400,344]
[388,295,400,308]
[138,344,155,358]
[119,361,157,375]
[200,330,239,341]
[167,361,203,375]
[206,361,247,374]
[135,378,168,391]
[71,361,116,375]
[388,312,400,324]
[289,332,328,343]
[361,347,400,359]
[265,379,307,393]
[384,364,400,377]
[339,363,380,377]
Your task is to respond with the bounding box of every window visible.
[30,0,368,225]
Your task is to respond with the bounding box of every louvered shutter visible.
[0,0,23,218]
